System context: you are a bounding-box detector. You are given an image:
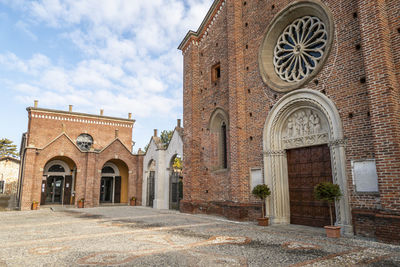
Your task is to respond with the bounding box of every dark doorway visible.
[147,171,155,207]
[45,176,64,204]
[287,144,335,227]
[100,177,113,203]
[170,171,183,210]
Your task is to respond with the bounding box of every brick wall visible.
[19,107,143,210]
[180,0,400,241]
[353,209,400,245]
[27,108,134,150]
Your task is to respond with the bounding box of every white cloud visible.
[15,20,38,40]
[0,0,214,148]
[14,83,41,94]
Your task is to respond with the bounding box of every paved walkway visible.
[0,206,399,266]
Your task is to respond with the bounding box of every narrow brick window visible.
[221,122,228,169]
[209,108,229,170]
[211,63,221,83]
[0,181,4,194]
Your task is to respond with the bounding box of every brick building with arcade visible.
[179,0,400,243]
[18,101,143,210]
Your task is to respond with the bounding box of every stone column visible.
[264,150,290,224]
[329,139,353,235]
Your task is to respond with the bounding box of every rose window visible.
[76,134,93,151]
[273,16,328,83]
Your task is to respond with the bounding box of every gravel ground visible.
[0,206,399,266]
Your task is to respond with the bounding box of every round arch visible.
[99,159,129,204]
[44,160,71,176]
[101,162,120,176]
[263,89,352,234]
[42,158,76,205]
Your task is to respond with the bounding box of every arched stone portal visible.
[263,89,352,234]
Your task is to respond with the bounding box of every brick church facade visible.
[179,0,400,243]
[18,101,143,210]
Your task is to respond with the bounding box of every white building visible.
[142,120,183,210]
[0,157,20,195]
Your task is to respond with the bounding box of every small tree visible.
[160,130,173,146]
[0,138,18,158]
[314,182,342,226]
[252,184,271,219]
[172,156,182,171]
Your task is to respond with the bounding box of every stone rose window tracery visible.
[274,16,327,83]
[76,134,93,151]
[258,1,334,92]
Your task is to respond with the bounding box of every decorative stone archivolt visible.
[263,150,286,156]
[263,89,352,234]
[282,108,328,149]
[259,1,334,92]
[274,16,328,83]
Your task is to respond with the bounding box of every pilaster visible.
[358,0,400,210]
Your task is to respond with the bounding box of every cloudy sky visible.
[0,0,213,151]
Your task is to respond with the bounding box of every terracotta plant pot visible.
[31,203,38,210]
[257,217,269,226]
[130,199,136,206]
[78,201,84,208]
[324,226,341,238]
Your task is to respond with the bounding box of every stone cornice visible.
[178,0,225,52]
[27,107,135,124]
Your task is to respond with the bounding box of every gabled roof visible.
[30,132,135,155]
[178,0,223,51]
[41,132,82,152]
[99,138,133,155]
[174,126,184,139]
[144,126,184,155]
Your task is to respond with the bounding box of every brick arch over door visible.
[263,89,352,234]
[96,157,134,206]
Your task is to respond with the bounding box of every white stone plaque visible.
[352,160,379,192]
[250,169,263,191]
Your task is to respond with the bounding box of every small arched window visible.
[48,164,65,173]
[209,108,229,170]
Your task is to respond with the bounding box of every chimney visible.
[100,109,104,116]
[115,129,119,138]
[34,100,38,108]
[154,129,158,137]
[128,113,132,119]
[177,119,181,128]
[69,105,73,112]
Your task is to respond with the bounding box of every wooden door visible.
[64,175,72,205]
[287,144,334,227]
[114,176,121,203]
